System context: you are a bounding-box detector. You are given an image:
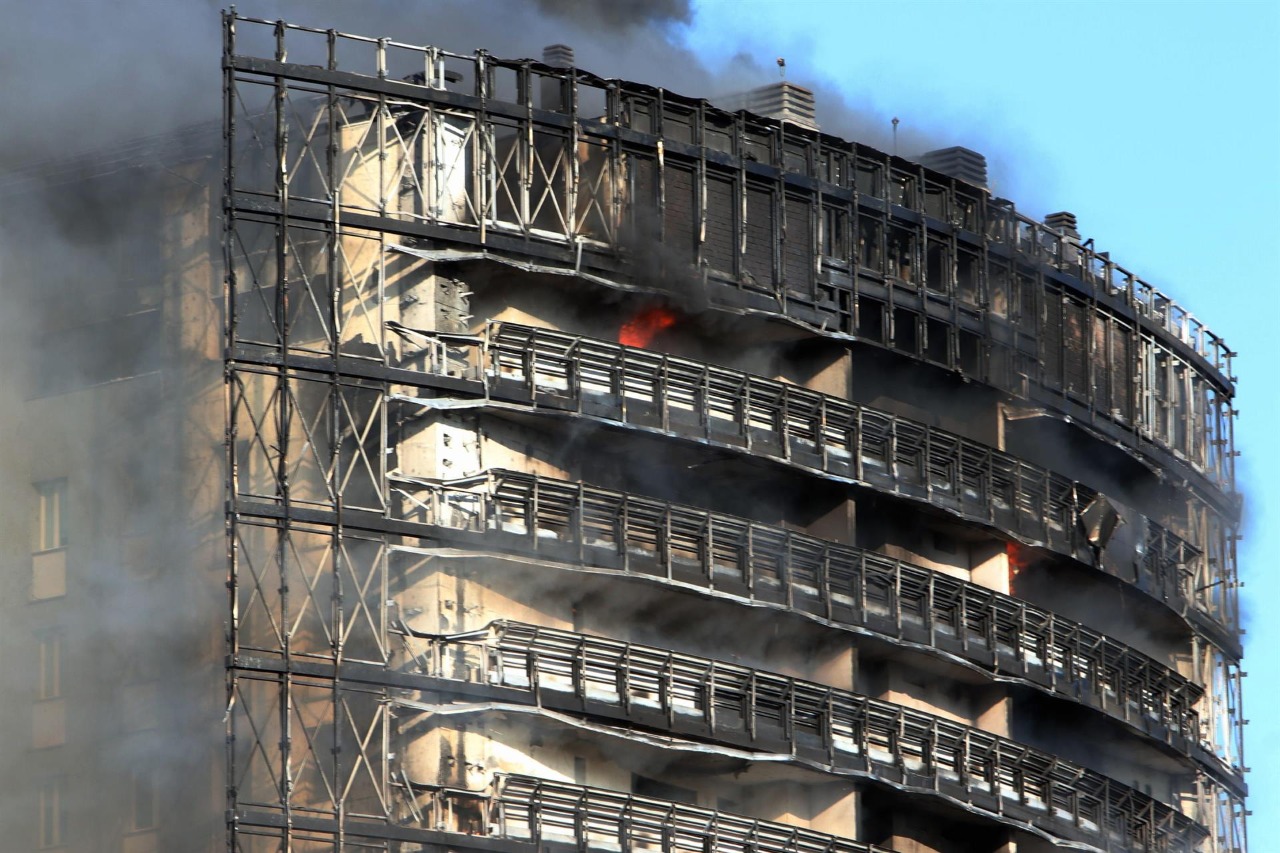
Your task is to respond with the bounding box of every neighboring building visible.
[0,12,1246,853]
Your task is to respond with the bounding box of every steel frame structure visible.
[222,12,1247,853]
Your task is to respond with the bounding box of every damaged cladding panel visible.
[222,12,1246,853]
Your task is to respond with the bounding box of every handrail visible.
[392,469,1212,764]
[399,623,1209,852]
[403,773,895,853]
[225,11,1232,381]
[224,14,1239,501]
[394,320,1236,635]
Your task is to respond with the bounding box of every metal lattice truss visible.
[222,13,1238,496]
[221,12,1248,853]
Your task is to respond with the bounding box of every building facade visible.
[0,12,1247,853]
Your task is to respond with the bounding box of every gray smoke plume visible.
[0,3,1003,850]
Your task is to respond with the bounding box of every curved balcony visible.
[392,469,1236,778]
[397,622,1210,852]
[223,17,1238,496]
[393,321,1237,639]
[400,774,894,853]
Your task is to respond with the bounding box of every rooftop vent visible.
[918,146,988,189]
[716,82,819,132]
[540,44,574,113]
[1044,211,1081,239]
[542,44,574,68]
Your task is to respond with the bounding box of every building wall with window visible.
[0,141,225,853]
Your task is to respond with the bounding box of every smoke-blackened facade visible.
[1,10,1245,853]
[220,12,1246,853]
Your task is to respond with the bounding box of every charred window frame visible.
[822,198,851,267]
[924,177,949,221]
[857,214,885,275]
[925,232,951,295]
[956,247,982,307]
[819,148,848,188]
[987,258,1011,318]
[660,100,696,145]
[889,167,918,210]
[886,224,917,284]
[855,154,884,199]
[781,130,812,174]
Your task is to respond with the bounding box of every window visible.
[35,480,68,552]
[37,632,61,700]
[131,768,157,831]
[38,776,66,848]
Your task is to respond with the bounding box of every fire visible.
[620,306,679,348]
[1006,541,1031,586]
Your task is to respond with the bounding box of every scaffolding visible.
[222,11,1247,852]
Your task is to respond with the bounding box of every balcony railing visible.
[404,775,893,853]
[401,623,1209,853]
[397,321,1234,634]
[224,11,1239,501]
[393,469,1210,765]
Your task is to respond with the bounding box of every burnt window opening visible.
[956,250,980,306]
[661,103,695,145]
[959,331,983,376]
[858,218,883,273]
[858,299,886,343]
[893,308,919,355]
[823,205,849,262]
[926,318,950,366]
[856,158,883,198]
[890,172,916,209]
[924,182,948,220]
[926,239,949,294]
[887,226,915,283]
[988,262,1011,318]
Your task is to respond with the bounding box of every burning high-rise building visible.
[0,12,1247,853]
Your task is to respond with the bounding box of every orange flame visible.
[620,306,679,348]
[1007,541,1030,586]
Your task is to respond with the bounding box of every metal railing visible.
[398,321,1235,633]
[224,11,1238,497]
[405,775,893,853]
[401,623,1209,852]
[392,469,1207,761]
[223,11,1233,380]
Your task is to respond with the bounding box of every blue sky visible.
[678,0,1280,837]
